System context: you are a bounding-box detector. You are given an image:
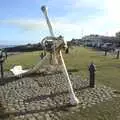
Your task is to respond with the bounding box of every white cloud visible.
[104,0,120,22]
[73,0,104,9]
[0,19,46,30]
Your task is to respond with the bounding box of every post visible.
[0,57,4,81]
[0,49,5,81]
[116,50,119,59]
[65,47,69,54]
[89,62,96,88]
[0,49,7,81]
[105,50,107,56]
[40,52,44,59]
[0,61,4,80]
[5,50,7,59]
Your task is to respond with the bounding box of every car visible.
[101,43,114,51]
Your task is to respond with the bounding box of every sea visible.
[0,45,16,49]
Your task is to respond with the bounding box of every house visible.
[82,35,116,48]
[71,39,83,46]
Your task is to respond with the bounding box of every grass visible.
[3,47,120,120]
[4,51,41,71]
[64,47,120,90]
[61,97,120,120]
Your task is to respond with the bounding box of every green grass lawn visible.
[4,51,41,71]
[63,47,120,90]
[4,47,120,120]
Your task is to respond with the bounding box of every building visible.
[82,35,116,48]
[71,39,84,46]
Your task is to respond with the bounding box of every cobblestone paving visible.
[0,73,118,120]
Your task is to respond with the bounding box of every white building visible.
[82,35,116,48]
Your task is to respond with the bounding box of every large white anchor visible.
[41,5,79,105]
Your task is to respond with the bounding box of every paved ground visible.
[0,72,118,120]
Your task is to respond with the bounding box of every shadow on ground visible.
[0,103,72,119]
[24,86,89,103]
[0,70,79,86]
[0,72,63,86]
[0,102,9,119]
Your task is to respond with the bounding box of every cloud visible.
[0,19,83,37]
[0,17,107,39]
[73,0,104,9]
[0,15,117,40]
[0,19,46,30]
[1,0,120,40]
[104,0,120,22]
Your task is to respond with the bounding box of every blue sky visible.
[0,0,120,45]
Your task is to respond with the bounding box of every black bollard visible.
[65,47,69,54]
[0,59,4,80]
[116,51,120,59]
[88,62,96,88]
[105,50,107,56]
[40,52,44,59]
[0,62,4,79]
[0,49,6,81]
[5,50,7,59]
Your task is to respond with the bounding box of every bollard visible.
[88,62,96,88]
[105,50,107,56]
[0,58,4,80]
[116,50,120,59]
[40,52,44,59]
[65,47,69,54]
[5,50,7,59]
[0,49,6,81]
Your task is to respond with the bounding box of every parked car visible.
[101,43,114,51]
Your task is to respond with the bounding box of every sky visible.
[0,0,120,45]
